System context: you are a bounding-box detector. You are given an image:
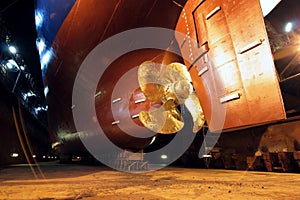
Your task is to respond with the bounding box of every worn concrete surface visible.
[0,161,300,199]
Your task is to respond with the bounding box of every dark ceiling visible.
[0,0,43,94]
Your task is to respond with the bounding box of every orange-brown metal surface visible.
[175,0,286,132]
[95,49,182,149]
[45,0,187,151]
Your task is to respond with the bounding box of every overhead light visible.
[27,91,36,97]
[285,22,293,33]
[6,59,18,70]
[34,106,48,114]
[23,91,36,100]
[11,153,19,158]
[36,38,46,55]
[8,59,18,66]
[35,10,44,28]
[41,50,53,70]
[161,154,168,159]
[44,86,49,97]
[9,46,17,54]
[6,62,13,69]
[34,107,41,114]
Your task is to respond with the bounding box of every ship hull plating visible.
[37,0,300,171]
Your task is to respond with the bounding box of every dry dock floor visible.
[1,162,300,200]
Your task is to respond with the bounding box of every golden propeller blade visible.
[139,100,184,134]
[161,62,192,83]
[138,61,165,101]
[137,61,205,134]
[184,92,205,133]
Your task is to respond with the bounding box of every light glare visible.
[259,0,281,17]
[36,38,46,55]
[44,86,49,96]
[150,136,156,145]
[27,91,36,97]
[9,46,17,54]
[6,59,18,70]
[35,106,48,114]
[11,153,19,158]
[285,22,293,33]
[6,62,13,69]
[35,10,44,28]
[41,50,53,70]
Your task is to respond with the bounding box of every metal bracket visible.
[112,98,121,104]
[206,6,221,20]
[239,39,264,54]
[131,114,139,119]
[198,66,209,76]
[112,120,120,125]
[135,99,146,104]
[220,93,240,103]
[94,91,102,98]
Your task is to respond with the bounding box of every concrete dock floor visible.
[0,162,300,199]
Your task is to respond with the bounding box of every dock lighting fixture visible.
[285,22,293,33]
[9,46,17,54]
[11,153,19,158]
[6,59,18,70]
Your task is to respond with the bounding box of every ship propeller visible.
[138,61,205,134]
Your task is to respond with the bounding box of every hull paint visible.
[37,0,188,155]
[36,0,300,172]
